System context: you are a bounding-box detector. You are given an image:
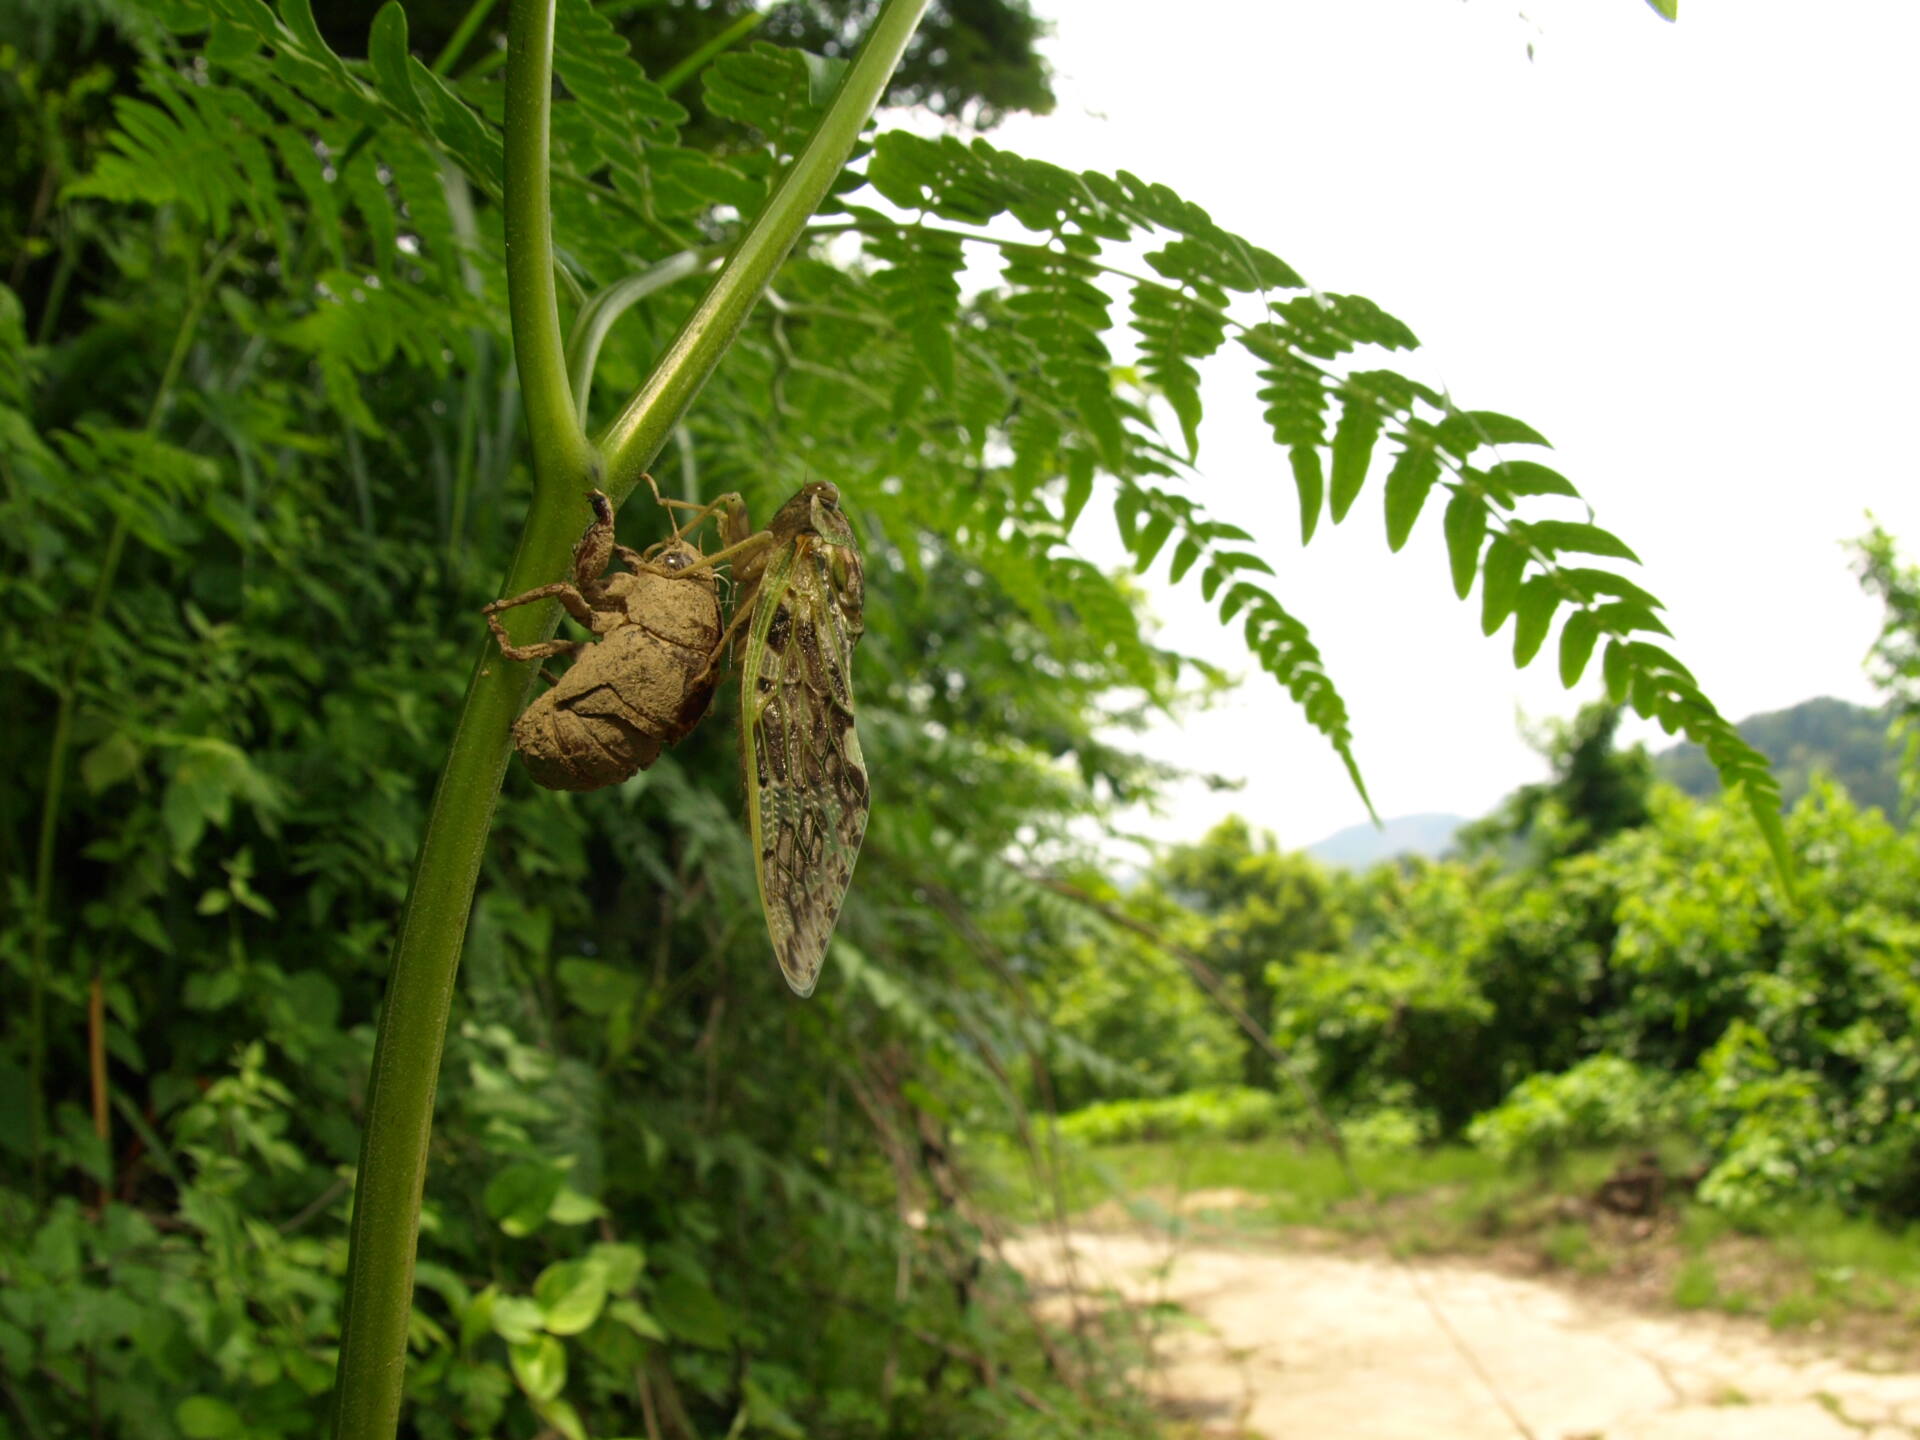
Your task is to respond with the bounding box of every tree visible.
[1852,523,1920,814]
[1459,700,1654,864]
[0,1,1783,1435]
[1155,818,1347,1087]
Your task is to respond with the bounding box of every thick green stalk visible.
[330,2,589,1436]
[596,0,931,501]
[328,0,928,1435]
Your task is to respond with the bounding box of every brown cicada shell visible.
[482,487,723,791]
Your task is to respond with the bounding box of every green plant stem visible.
[596,0,932,501]
[25,244,230,1206]
[657,7,765,95]
[331,2,592,1435]
[329,2,927,1431]
[566,247,723,429]
[431,0,498,75]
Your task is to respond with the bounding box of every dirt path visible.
[1007,1226,1920,1440]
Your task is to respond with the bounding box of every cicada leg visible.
[482,581,598,663]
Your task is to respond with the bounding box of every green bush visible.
[1466,1055,1676,1163]
[1056,1087,1300,1146]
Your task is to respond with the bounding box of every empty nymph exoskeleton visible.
[482,484,724,791]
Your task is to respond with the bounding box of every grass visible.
[970,1131,1920,1350]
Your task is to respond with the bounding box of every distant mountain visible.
[1653,696,1902,816]
[1307,812,1466,869]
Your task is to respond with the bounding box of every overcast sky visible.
[975,0,1920,852]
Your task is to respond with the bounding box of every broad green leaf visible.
[1383,440,1440,552]
[1483,459,1579,499]
[1329,395,1382,523]
[1602,638,1633,702]
[1645,0,1678,19]
[1442,490,1486,598]
[1132,512,1175,573]
[484,1161,565,1236]
[1589,600,1671,637]
[1625,639,1697,684]
[81,732,143,793]
[1558,567,1664,609]
[536,1397,588,1440]
[1558,607,1600,687]
[368,4,428,129]
[490,1295,545,1345]
[1511,576,1560,666]
[1168,537,1202,584]
[535,1259,609,1336]
[651,1274,732,1350]
[1061,454,1094,529]
[1459,410,1549,448]
[1520,520,1641,564]
[509,1336,567,1403]
[1290,445,1324,543]
[176,1397,245,1439]
[1480,536,1527,635]
[608,1298,667,1341]
[590,1242,646,1294]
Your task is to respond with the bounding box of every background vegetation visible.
[1,0,1903,1436]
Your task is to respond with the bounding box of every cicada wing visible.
[739,539,869,997]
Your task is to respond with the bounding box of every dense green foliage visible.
[1058,765,1920,1221]
[0,0,1790,1434]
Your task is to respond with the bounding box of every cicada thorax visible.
[509,539,724,791]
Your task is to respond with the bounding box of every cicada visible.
[693,482,870,997]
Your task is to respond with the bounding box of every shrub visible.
[1466,1054,1676,1163]
[1056,1087,1300,1146]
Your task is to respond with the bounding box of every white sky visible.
[976,0,1920,852]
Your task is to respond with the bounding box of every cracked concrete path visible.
[1007,1228,1920,1440]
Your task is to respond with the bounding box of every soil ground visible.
[1008,1208,1920,1440]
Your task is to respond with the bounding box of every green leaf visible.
[1480,536,1527,635]
[608,1298,667,1341]
[1511,576,1560,666]
[509,1336,567,1403]
[1458,410,1549,448]
[1329,394,1382,523]
[484,1161,565,1237]
[704,43,829,158]
[1602,638,1633,702]
[368,3,427,129]
[176,1397,245,1439]
[1589,600,1671,637]
[1520,520,1641,564]
[535,1259,609,1336]
[81,732,143,793]
[490,1295,545,1345]
[1483,459,1579,499]
[590,1242,646,1294]
[652,1274,732,1350]
[1132,512,1175,573]
[1383,440,1440,552]
[1558,608,1600,687]
[1645,0,1678,19]
[1442,490,1486,599]
[1061,454,1094,529]
[1132,281,1224,457]
[1168,537,1202,584]
[1290,445,1324,544]
[1557,568,1663,609]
